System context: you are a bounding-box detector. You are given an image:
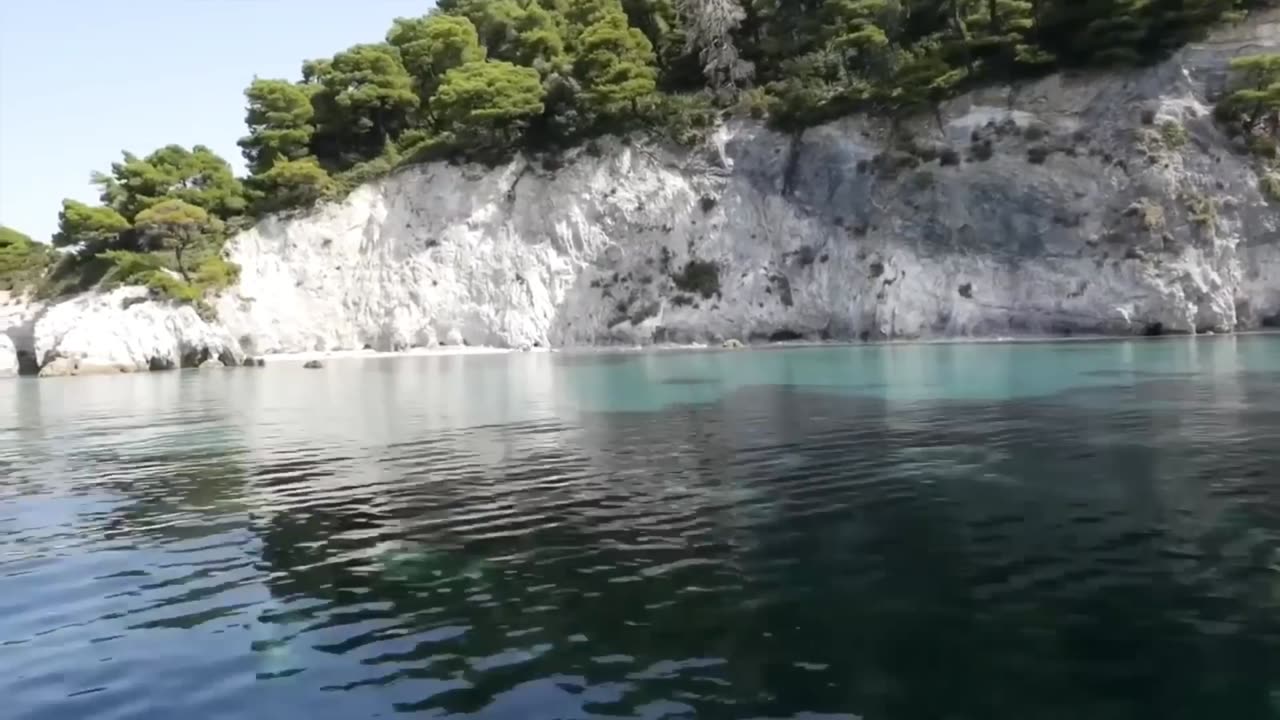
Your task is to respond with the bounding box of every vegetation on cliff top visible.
[1207,50,1280,207]
[0,227,52,294]
[12,0,1278,302]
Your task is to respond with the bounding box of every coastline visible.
[256,328,1280,364]
[255,345,524,364]
[7,329,1278,379]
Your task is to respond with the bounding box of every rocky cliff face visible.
[4,14,1280,374]
[214,13,1280,351]
[1,288,241,377]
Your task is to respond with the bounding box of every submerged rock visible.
[303,360,323,369]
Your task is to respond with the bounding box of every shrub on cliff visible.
[246,158,338,214]
[673,258,721,299]
[96,249,236,307]
[0,226,51,293]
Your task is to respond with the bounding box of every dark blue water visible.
[3,337,1280,719]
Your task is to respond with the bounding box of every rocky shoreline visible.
[4,278,1276,379]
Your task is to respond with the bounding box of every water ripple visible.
[4,343,1280,718]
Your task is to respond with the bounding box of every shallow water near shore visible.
[3,335,1280,719]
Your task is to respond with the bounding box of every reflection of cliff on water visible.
[246,372,1280,717]
[0,372,257,547]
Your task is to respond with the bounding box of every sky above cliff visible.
[0,0,430,244]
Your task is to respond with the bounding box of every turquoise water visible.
[2,336,1280,719]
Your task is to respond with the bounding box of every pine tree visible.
[305,44,420,166]
[133,199,223,282]
[432,60,548,146]
[1222,53,1280,135]
[823,0,900,85]
[94,145,246,221]
[387,14,487,106]
[239,79,316,175]
[53,201,131,252]
[574,6,660,120]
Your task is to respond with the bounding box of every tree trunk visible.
[174,236,191,283]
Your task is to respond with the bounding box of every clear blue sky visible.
[0,0,432,243]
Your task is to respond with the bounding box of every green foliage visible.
[652,92,717,145]
[94,145,246,221]
[388,14,488,104]
[239,79,316,175]
[433,60,547,147]
[0,226,36,252]
[97,249,166,287]
[0,226,51,293]
[1250,134,1279,157]
[41,141,249,300]
[192,255,241,290]
[823,0,898,85]
[337,148,403,192]
[306,43,420,167]
[133,199,223,281]
[35,253,111,300]
[1185,190,1219,226]
[134,198,215,230]
[1261,172,1280,201]
[1159,119,1189,148]
[1218,53,1280,147]
[53,200,130,251]
[247,157,338,213]
[508,2,570,73]
[96,248,236,307]
[574,6,659,122]
[145,272,204,304]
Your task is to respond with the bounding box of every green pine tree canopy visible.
[12,0,1277,301]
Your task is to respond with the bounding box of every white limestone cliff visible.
[214,14,1280,352]
[0,288,242,377]
[0,334,17,378]
[3,12,1280,376]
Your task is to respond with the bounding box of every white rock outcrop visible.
[0,334,17,378]
[33,287,242,376]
